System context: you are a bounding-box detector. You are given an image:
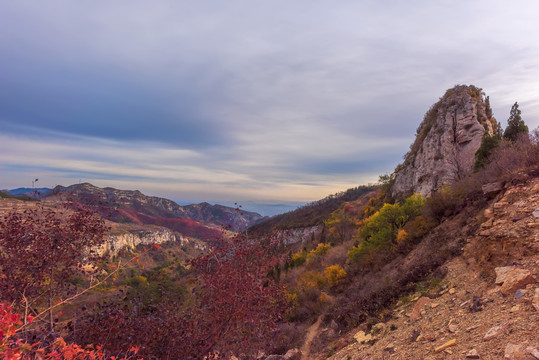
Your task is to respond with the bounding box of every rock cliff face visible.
[278,225,324,246]
[392,85,498,198]
[95,228,203,256]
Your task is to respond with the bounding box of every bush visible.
[291,249,307,267]
[126,275,148,288]
[324,265,347,287]
[474,132,500,170]
[306,243,331,263]
[348,194,424,263]
[297,271,327,291]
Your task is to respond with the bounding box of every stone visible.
[282,349,301,360]
[431,302,440,308]
[466,349,480,358]
[504,343,528,359]
[448,324,458,333]
[533,209,539,218]
[411,297,432,320]
[526,346,539,359]
[495,266,515,284]
[483,324,505,341]
[514,289,527,299]
[466,325,479,332]
[264,356,283,360]
[484,207,494,219]
[534,288,539,312]
[372,322,386,336]
[434,339,457,353]
[449,288,456,295]
[354,330,372,344]
[384,344,395,354]
[482,182,504,196]
[494,267,536,295]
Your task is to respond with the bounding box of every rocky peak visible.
[392,85,498,198]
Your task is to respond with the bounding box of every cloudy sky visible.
[1,1,538,215]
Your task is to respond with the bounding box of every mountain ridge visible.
[47,182,264,232]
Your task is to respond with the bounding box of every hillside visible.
[325,176,539,360]
[249,185,377,233]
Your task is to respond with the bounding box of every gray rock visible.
[282,349,301,360]
[482,182,504,196]
[504,343,528,359]
[392,85,496,198]
[494,267,536,295]
[514,289,526,299]
[466,348,480,358]
[483,324,505,341]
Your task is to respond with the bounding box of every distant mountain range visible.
[5,183,265,240]
[5,187,53,198]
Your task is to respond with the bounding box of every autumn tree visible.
[0,203,108,332]
[503,102,528,142]
[71,231,288,359]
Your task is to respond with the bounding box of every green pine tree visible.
[474,131,500,170]
[503,102,528,141]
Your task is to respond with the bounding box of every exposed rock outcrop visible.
[279,226,324,246]
[392,85,498,198]
[95,228,198,256]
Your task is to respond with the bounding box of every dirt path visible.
[301,315,322,360]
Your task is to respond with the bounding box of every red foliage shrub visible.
[72,232,288,359]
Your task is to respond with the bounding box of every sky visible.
[1,1,539,216]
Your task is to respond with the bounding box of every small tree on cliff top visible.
[504,102,528,142]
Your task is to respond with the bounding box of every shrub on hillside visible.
[324,265,347,287]
[347,194,424,263]
[306,243,331,263]
[474,132,500,170]
[291,248,308,267]
[481,131,539,180]
[297,270,327,291]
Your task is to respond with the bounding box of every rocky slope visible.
[50,183,263,231]
[392,85,498,198]
[322,176,539,360]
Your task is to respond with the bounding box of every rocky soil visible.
[323,176,539,360]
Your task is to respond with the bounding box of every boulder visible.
[483,324,505,341]
[466,349,480,358]
[482,182,504,197]
[354,330,372,344]
[411,297,432,320]
[494,267,536,295]
[504,343,529,359]
[282,349,301,360]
